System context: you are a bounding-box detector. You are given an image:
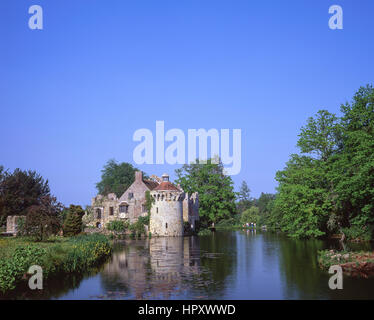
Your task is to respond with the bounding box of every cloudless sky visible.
[1,0,373,206]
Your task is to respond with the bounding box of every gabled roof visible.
[143,179,159,190]
[153,181,181,191]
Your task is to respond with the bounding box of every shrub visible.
[25,196,63,241]
[0,234,112,293]
[63,205,84,237]
[106,220,128,232]
[0,245,47,292]
[342,226,372,242]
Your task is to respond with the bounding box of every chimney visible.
[135,171,143,182]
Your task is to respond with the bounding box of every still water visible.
[12,231,374,299]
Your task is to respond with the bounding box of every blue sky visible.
[1,0,373,206]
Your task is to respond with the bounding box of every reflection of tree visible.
[196,231,237,297]
[1,268,101,300]
[277,235,326,299]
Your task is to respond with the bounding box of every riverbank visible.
[318,249,374,278]
[0,233,112,294]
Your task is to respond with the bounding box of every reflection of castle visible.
[89,171,199,235]
[100,237,200,299]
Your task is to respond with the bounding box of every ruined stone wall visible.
[91,193,123,227]
[6,215,26,234]
[150,191,184,237]
[182,192,199,230]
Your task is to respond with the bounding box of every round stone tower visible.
[150,173,184,237]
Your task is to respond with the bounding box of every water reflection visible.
[3,231,374,300]
[100,236,223,299]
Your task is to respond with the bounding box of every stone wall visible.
[150,190,184,237]
[182,192,199,230]
[118,172,149,223]
[6,215,26,235]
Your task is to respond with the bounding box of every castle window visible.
[165,223,168,229]
[156,207,158,213]
[128,192,134,200]
[109,207,114,216]
[142,205,146,213]
[96,208,101,219]
[119,205,128,213]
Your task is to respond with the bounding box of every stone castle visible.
[90,171,199,236]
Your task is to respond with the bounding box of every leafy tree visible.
[63,205,85,237]
[0,168,50,225]
[25,195,63,241]
[236,181,252,213]
[240,206,260,224]
[272,110,340,237]
[96,159,147,197]
[270,85,374,240]
[297,110,340,161]
[175,158,236,227]
[329,85,374,239]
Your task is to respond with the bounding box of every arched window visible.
[165,223,168,229]
[96,208,101,219]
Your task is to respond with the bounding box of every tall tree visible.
[272,110,340,237]
[175,158,236,227]
[329,85,374,239]
[96,159,147,197]
[0,168,50,225]
[25,195,63,241]
[236,181,252,213]
[63,205,85,237]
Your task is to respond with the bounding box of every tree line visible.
[0,167,85,240]
[256,85,374,240]
[3,85,372,240]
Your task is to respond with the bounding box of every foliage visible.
[63,205,84,237]
[341,226,373,242]
[240,206,260,225]
[0,234,112,293]
[197,229,211,236]
[145,190,154,215]
[96,159,147,197]
[236,181,252,213]
[106,220,128,232]
[175,158,237,227]
[267,85,374,239]
[24,196,63,241]
[129,219,146,237]
[82,205,95,226]
[0,244,46,292]
[0,168,50,226]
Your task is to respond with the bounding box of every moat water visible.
[8,230,374,299]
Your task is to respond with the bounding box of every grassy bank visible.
[318,249,374,278]
[0,233,112,293]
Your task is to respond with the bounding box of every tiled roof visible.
[153,181,181,191]
[143,180,159,190]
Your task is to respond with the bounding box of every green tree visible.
[63,205,85,237]
[96,159,147,197]
[25,195,63,241]
[0,168,50,225]
[273,110,340,238]
[240,206,260,224]
[236,181,252,213]
[175,158,236,227]
[271,85,374,240]
[329,85,374,239]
